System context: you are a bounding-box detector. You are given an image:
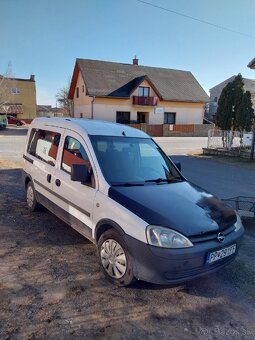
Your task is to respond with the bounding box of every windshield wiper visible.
[112,182,144,187]
[145,178,182,183]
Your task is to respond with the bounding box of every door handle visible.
[55,179,61,187]
[47,174,52,183]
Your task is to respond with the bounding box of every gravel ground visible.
[0,166,255,339]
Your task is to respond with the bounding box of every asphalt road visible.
[0,127,207,165]
[0,127,27,164]
[171,156,255,199]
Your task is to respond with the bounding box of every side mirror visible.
[174,161,182,172]
[71,164,90,183]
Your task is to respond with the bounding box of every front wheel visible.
[26,181,40,212]
[97,228,136,286]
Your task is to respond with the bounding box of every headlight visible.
[146,226,193,248]
[234,213,243,232]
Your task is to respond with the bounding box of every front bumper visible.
[124,227,244,285]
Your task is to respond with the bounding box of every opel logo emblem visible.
[218,232,225,243]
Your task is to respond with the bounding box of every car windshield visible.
[90,136,182,186]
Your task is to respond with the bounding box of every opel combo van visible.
[23,118,244,286]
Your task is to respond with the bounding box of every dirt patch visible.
[0,168,255,339]
[0,160,22,169]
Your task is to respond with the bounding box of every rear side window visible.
[27,128,61,166]
[61,136,91,174]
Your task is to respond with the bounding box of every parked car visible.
[23,118,244,286]
[7,115,25,126]
[0,113,7,129]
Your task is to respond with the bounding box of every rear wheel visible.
[97,228,136,286]
[16,121,22,126]
[26,181,40,212]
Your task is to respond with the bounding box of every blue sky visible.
[1,0,255,105]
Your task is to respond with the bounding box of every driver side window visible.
[61,136,91,174]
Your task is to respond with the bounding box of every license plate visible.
[207,244,236,264]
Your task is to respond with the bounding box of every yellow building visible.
[0,74,37,121]
[68,58,209,136]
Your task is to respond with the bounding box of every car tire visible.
[26,181,40,212]
[97,228,136,286]
[16,122,21,126]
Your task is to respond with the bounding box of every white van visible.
[23,118,244,286]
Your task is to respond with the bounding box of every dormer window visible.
[138,86,150,97]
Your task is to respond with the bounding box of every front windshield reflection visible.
[90,136,182,186]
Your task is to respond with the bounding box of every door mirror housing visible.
[71,164,90,183]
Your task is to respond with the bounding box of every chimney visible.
[133,56,139,65]
[30,74,35,81]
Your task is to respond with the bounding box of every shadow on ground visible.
[0,126,28,136]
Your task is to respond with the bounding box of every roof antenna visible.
[122,131,126,136]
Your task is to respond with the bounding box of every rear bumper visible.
[124,227,244,285]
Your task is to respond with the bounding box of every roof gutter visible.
[91,96,95,120]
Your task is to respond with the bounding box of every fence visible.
[127,123,213,137]
[207,129,252,151]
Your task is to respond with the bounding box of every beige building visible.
[68,58,209,129]
[0,74,37,120]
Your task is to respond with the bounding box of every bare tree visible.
[56,79,72,117]
[0,62,14,113]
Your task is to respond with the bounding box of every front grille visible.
[189,225,235,244]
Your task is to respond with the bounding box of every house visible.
[0,74,37,121]
[207,75,255,122]
[68,58,209,127]
[210,76,255,105]
[247,58,255,70]
[37,105,65,117]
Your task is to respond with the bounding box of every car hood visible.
[108,181,236,237]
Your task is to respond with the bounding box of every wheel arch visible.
[94,219,125,243]
[23,171,32,189]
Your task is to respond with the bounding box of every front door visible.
[137,112,148,123]
[53,130,97,241]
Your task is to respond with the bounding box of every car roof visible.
[31,117,150,138]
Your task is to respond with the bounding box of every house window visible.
[116,111,130,124]
[138,86,150,97]
[76,87,79,98]
[82,85,85,93]
[11,87,20,94]
[164,112,176,124]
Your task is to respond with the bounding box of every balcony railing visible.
[133,96,158,106]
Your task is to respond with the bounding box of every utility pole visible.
[251,119,255,160]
